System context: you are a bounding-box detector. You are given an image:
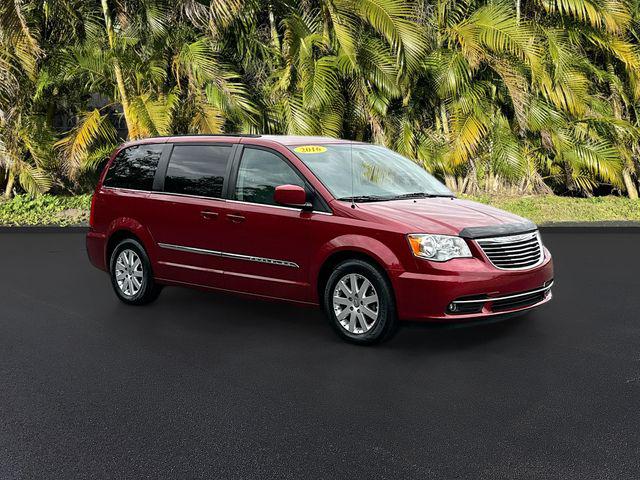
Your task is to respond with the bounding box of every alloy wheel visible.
[115,249,144,297]
[332,273,379,334]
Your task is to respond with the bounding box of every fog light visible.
[448,303,458,312]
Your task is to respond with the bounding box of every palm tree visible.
[206,0,425,139]
[0,0,55,197]
[381,0,640,197]
[50,0,258,178]
[2,0,640,198]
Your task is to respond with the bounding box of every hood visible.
[352,197,536,237]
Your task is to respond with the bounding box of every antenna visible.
[350,141,356,209]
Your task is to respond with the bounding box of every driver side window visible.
[235,148,305,206]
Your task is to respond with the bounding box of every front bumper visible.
[445,281,553,318]
[393,249,554,322]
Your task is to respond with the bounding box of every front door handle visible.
[201,210,219,220]
[227,213,246,223]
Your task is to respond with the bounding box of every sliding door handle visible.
[200,211,219,220]
[226,213,246,223]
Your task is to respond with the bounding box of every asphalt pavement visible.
[0,230,639,479]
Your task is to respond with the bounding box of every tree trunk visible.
[606,62,638,199]
[622,170,639,200]
[101,0,136,139]
[563,162,578,195]
[113,61,137,138]
[4,171,15,199]
[440,104,449,135]
[268,1,280,50]
[444,174,456,192]
[460,176,469,194]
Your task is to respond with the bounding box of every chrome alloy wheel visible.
[332,273,379,335]
[115,249,144,297]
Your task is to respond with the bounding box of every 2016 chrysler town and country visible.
[87,135,554,344]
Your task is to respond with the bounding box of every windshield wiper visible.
[336,195,394,203]
[388,192,455,200]
[337,193,455,202]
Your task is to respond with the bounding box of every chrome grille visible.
[476,231,543,270]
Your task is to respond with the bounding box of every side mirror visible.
[274,184,311,210]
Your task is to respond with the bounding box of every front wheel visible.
[323,259,398,345]
[109,238,162,305]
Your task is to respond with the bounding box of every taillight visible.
[89,193,97,228]
[91,154,112,228]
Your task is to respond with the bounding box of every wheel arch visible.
[104,218,156,268]
[313,236,402,305]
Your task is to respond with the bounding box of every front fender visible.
[309,234,405,301]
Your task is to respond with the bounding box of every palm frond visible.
[17,163,52,196]
[55,109,116,177]
[562,140,624,186]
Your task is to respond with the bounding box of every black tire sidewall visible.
[323,259,397,345]
[109,239,155,305]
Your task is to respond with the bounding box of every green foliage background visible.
[2,0,640,201]
[1,193,638,225]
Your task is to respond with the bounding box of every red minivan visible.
[87,135,553,344]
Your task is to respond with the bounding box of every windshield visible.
[288,144,453,201]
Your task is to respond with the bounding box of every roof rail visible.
[170,133,262,138]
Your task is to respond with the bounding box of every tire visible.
[109,238,162,305]
[323,259,398,345]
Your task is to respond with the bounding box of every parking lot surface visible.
[0,230,638,479]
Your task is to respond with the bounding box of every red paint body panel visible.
[87,135,554,322]
[143,192,227,287]
[392,249,553,320]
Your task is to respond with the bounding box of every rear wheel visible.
[323,259,397,345]
[109,238,162,305]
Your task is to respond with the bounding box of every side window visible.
[235,148,305,206]
[103,144,163,190]
[164,145,232,198]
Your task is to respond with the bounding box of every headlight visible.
[407,234,472,262]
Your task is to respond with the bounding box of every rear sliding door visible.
[145,143,235,288]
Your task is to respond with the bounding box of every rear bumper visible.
[393,250,554,322]
[86,230,107,271]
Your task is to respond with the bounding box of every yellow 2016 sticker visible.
[294,145,327,154]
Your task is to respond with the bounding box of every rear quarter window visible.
[103,144,164,191]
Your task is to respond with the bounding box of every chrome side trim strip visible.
[225,198,333,215]
[147,190,227,202]
[102,186,332,215]
[102,186,150,194]
[158,242,300,268]
[451,281,554,305]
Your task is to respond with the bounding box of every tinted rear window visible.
[103,144,163,191]
[164,145,231,198]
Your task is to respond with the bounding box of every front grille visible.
[476,231,543,270]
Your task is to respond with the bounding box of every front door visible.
[218,146,316,302]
